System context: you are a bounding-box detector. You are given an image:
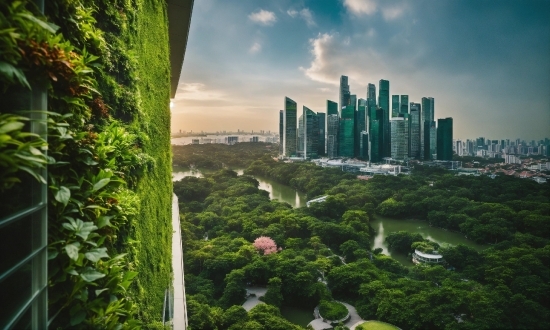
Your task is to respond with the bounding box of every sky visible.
[172,0,550,140]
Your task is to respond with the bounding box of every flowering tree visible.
[253,236,278,255]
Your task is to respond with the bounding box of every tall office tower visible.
[356,99,367,158]
[327,100,338,116]
[279,110,284,154]
[350,94,357,110]
[437,117,453,160]
[284,97,297,157]
[340,75,350,115]
[378,79,390,157]
[339,105,355,157]
[367,83,376,105]
[304,107,319,159]
[456,140,464,156]
[421,97,434,159]
[297,113,305,157]
[391,117,409,160]
[317,112,326,156]
[327,114,339,158]
[429,121,437,159]
[360,131,369,159]
[409,102,421,159]
[400,95,409,115]
[392,95,400,117]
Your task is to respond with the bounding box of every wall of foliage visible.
[0,0,173,328]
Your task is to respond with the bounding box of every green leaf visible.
[97,215,113,228]
[76,221,97,240]
[95,288,109,296]
[19,13,59,34]
[85,247,109,262]
[70,310,86,326]
[0,120,24,134]
[93,178,110,191]
[0,61,30,89]
[65,242,80,261]
[55,186,71,206]
[80,267,106,282]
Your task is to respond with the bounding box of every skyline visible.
[172,0,550,140]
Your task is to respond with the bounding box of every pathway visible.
[242,287,267,311]
[172,194,188,329]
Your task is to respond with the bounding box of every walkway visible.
[242,287,267,311]
[172,194,188,329]
[341,302,364,329]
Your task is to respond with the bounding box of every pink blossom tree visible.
[253,236,278,255]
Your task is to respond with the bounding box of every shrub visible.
[319,300,348,321]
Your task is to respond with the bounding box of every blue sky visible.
[172,0,550,140]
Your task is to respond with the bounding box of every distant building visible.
[368,107,383,163]
[304,106,319,159]
[327,100,338,116]
[317,112,326,156]
[437,117,453,160]
[391,117,409,160]
[339,75,350,116]
[356,99,367,158]
[400,95,409,115]
[338,105,355,157]
[192,139,200,144]
[284,97,297,157]
[327,114,339,158]
[409,102,421,159]
[421,97,434,159]
[227,136,238,145]
[412,250,444,264]
[279,110,284,154]
[378,79,390,157]
[391,95,400,118]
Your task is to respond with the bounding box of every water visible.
[172,168,307,208]
[370,215,485,266]
[280,306,314,327]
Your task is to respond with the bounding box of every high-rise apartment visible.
[437,117,453,160]
[284,97,297,157]
[391,117,409,160]
[421,97,434,159]
[378,79,390,157]
[327,114,339,158]
[317,112,326,156]
[339,76,350,115]
[409,102,421,159]
[339,105,355,158]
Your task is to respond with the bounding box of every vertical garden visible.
[0,0,173,327]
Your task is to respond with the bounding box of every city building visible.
[304,106,319,159]
[421,97,434,160]
[368,107,383,163]
[226,136,238,145]
[327,100,338,116]
[327,114,339,158]
[400,95,409,115]
[367,83,376,107]
[378,79,390,157]
[339,105,355,158]
[437,117,453,160]
[391,95,400,118]
[317,112,326,156]
[409,102,421,159]
[297,112,304,157]
[284,97,297,157]
[278,110,284,154]
[339,75,350,116]
[391,117,409,160]
[360,131,369,159]
[356,99,367,158]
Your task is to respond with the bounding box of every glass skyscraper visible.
[356,99,367,158]
[284,97,297,157]
[339,76,350,116]
[437,117,453,160]
[304,107,319,159]
[391,95,400,118]
[409,102,421,159]
[327,114,339,158]
[327,100,338,116]
[391,117,409,160]
[317,112,326,156]
[378,79,390,157]
[297,113,304,157]
[400,95,409,115]
[279,110,284,155]
[368,107,383,163]
[338,105,355,158]
[421,97,434,159]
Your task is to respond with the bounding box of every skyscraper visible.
[317,112,326,156]
[437,117,453,160]
[360,131,369,160]
[391,117,409,160]
[339,105,355,158]
[409,102,421,159]
[327,114,339,158]
[367,83,376,106]
[297,112,304,157]
[368,107,383,163]
[400,95,409,115]
[327,100,338,116]
[356,99,367,158]
[421,97,434,159]
[378,79,390,157]
[339,75,350,115]
[392,95,400,118]
[350,94,357,111]
[304,106,319,159]
[284,97,297,157]
[279,110,284,155]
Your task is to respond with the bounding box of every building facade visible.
[284,97,297,157]
[327,114,339,158]
[338,105,355,158]
[339,75,350,116]
[437,117,453,160]
[317,112,326,156]
[304,107,319,159]
[409,102,421,159]
[378,79,390,157]
[391,117,409,160]
[421,97,434,160]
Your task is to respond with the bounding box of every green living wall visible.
[0,0,172,327]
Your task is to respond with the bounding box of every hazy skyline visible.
[172,0,550,140]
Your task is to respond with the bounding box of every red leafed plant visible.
[253,236,279,255]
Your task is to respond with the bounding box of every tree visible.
[263,277,284,307]
[253,236,279,255]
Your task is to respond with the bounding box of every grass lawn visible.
[356,320,399,330]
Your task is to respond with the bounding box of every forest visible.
[174,144,549,330]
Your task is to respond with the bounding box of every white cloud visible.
[343,0,377,16]
[249,42,262,54]
[248,9,277,26]
[382,5,406,21]
[299,33,343,85]
[174,83,225,101]
[287,8,316,27]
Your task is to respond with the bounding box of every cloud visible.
[287,8,316,27]
[249,42,262,54]
[382,4,406,21]
[299,33,344,85]
[174,83,225,101]
[343,0,377,16]
[248,9,277,26]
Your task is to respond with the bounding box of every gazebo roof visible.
[414,249,443,259]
